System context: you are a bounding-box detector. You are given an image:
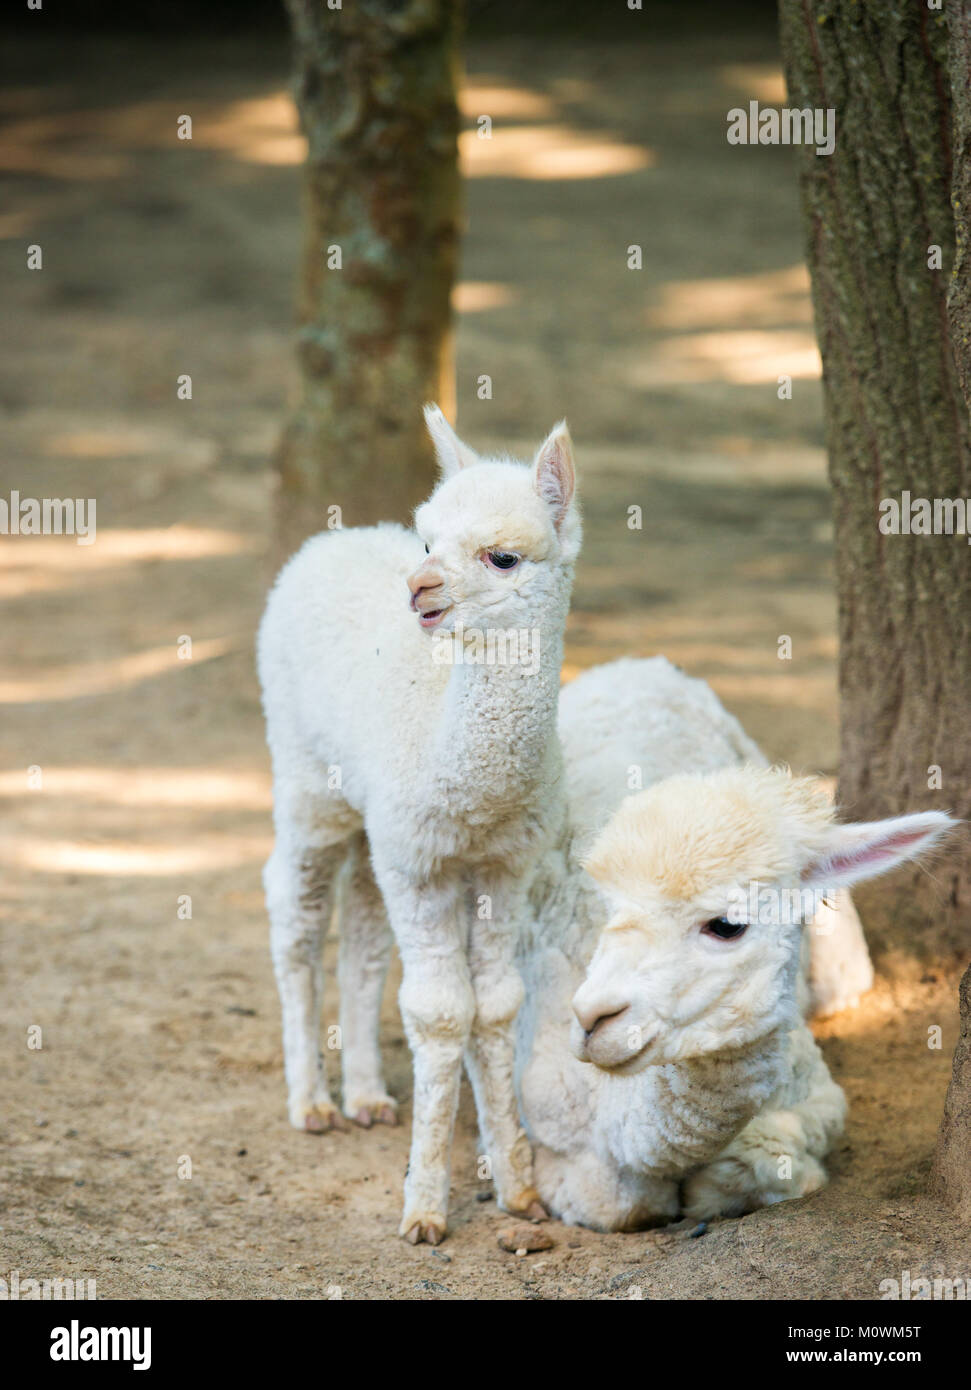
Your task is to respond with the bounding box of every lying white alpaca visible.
[551,657,875,1019]
[517,664,953,1230]
[257,406,580,1244]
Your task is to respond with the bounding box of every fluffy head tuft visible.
[584,766,835,903]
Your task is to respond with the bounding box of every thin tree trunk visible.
[779,0,971,968]
[275,0,463,560]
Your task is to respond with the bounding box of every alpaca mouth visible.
[600,1047,649,1074]
[588,1030,658,1074]
[418,606,450,629]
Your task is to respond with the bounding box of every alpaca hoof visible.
[400,1213,447,1245]
[815,991,861,1018]
[301,1103,350,1134]
[505,1186,547,1220]
[346,1095,399,1129]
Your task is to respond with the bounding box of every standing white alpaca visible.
[257,406,580,1244]
[516,661,954,1230]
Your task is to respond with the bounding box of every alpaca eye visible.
[703,917,747,941]
[486,550,520,571]
[424,544,430,554]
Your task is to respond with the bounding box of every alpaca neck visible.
[429,580,571,806]
[615,1030,789,1178]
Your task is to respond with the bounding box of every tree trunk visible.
[779,0,971,969]
[932,0,971,1220]
[933,962,971,1218]
[275,0,463,560]
[946,1,971,411]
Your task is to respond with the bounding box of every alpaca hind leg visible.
[807,889,874,1017]
[266,834,350,1133]
[337,834,397,1127]
[804,778,873,1016]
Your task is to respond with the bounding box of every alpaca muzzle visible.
[407,562,451,626]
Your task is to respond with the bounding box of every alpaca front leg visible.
[681,1115,830,1221]
[682,1032,846,1220]
[265,838,350,1134]
[383,875,475,1244]
[465,890,542,1217]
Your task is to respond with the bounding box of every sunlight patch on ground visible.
[0,637,233,703]
[5,526,258,564]
[718,64,788,105]
[616,637,836,669]
[460,124,653,180]
[459,83,557,121]
[707,669,835,710]
[733,554,836,585]
[647,264,812,330]
[563,641,837,697]
[0,527,258,600]
[546,440,828,486]
[1,82,650,181]
[0,96,307,175]
[0,833,272,876]
[703,437,827,484]
[42,427,214,462]
[0,129,128,179]
[200,94,306,165]
[630,328,821,386]
[452,281,518,313]
[0,767,271,809]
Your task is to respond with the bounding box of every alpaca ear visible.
[534,420,575,531]
[423,403,479,478]
[801,811,957,891]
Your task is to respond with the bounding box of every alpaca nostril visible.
[584,1005,629,1040]
[407,564,445,596]
[409,583,445,614]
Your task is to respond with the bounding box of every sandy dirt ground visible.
[1,29,967,1299]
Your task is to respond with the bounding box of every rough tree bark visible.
[779,0,971,969]
[275,0,463,559]
[932,0,971,1220]
[934,960,971,1218]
